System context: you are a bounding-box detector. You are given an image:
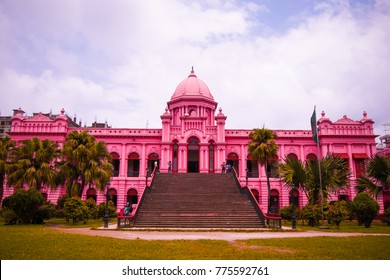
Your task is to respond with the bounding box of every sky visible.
[0,0,389,137]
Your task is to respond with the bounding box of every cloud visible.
[0,0,389,137]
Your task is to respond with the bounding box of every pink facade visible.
[5,69,385,213]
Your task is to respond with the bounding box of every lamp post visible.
[291,184,297,229]
[104,182,111,228]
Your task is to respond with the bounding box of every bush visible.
[85,198,99,219]
[97,200,118,218]
[326,201,348,227]
[1,189,45,224]
[279,205,302,222]
[63,197,90,224]
[302,204,323,227]
[2,209,18,225]
[56,195,70,210]
[33,201,56,224]
[351,192,380,228]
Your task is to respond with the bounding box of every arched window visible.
[127,152,140,177]
[306,153,318,165]
[209,141,215,173]
[287,153,298,161]
[148,153,160,173]
[110,152,120,177]
[86,188,97,202]
[246,154,259,178]
[267,155,279,178]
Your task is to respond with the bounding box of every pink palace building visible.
[5,69,388,214]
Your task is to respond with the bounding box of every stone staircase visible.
[133,173,266,228]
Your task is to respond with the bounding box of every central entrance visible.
[187,137,199,173]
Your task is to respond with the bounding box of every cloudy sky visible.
[0,0,389,137]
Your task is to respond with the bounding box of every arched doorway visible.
[187,137,199,173]
[147,153,159,173]
[269,189,279,214]
[127,188,138,205]
[127,152,140,177]
[287,153,298,161]
[86,188,97,202]
[246,154,259,178]
[227,152,239,175]
[110,152,120,177]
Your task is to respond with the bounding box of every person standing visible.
[167,161,172,173]
[221,162,226,173]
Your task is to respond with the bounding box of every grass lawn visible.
[1,219,389,260]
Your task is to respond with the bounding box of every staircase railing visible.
[231,167,281,229]
[118,166,158,228]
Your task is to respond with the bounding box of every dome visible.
[170,69,214,101]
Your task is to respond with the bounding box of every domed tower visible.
[160,68,226,173]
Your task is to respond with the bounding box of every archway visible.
[147,153,160,173]
[86,188,97,202]
[187,137,199,173]
[246,154,259,178]
[127,152,140,177]
[127,188,138,205]
[227,152,239,175]
[172,140,179,173]
[110,152,120,177]
[208,141,215,173]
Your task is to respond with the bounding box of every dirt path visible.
[48,226,390,241]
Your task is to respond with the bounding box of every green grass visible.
[1,220,390,260]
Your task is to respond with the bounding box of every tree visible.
[0,136,15,201]
[278,157,307,198]
[58,131,113,197]
[326,201,348,227]
[356,154,390,199]
[305,154,350,205]
[351,192,380,228]
[248,127,278,215]
[7,138,60,191]
[63,196,90,223]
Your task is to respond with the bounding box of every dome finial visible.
[191,66,194,72]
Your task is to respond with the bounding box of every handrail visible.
[231,167,281,228]
[119,166,158,227]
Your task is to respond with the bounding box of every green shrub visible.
[56,195,69,210]
[1,189,45,224]
[351,192,380,228]
[326,201,348,227]
[63,197,90,224]
[85,198,99,219]
[302,204,323,227]
[279,205,302,222]
[2,209,18,225]
[97,200,118,218]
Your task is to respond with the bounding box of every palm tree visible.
[248,127,278,215]
[356,154,390,199]
[7,138,60,191]
[0,136,15,201]
[305,154,350,204]
[277,157,307,198]
[58,131,113,197]
[278,154,350,205]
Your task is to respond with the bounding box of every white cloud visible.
[0,0,389,137]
